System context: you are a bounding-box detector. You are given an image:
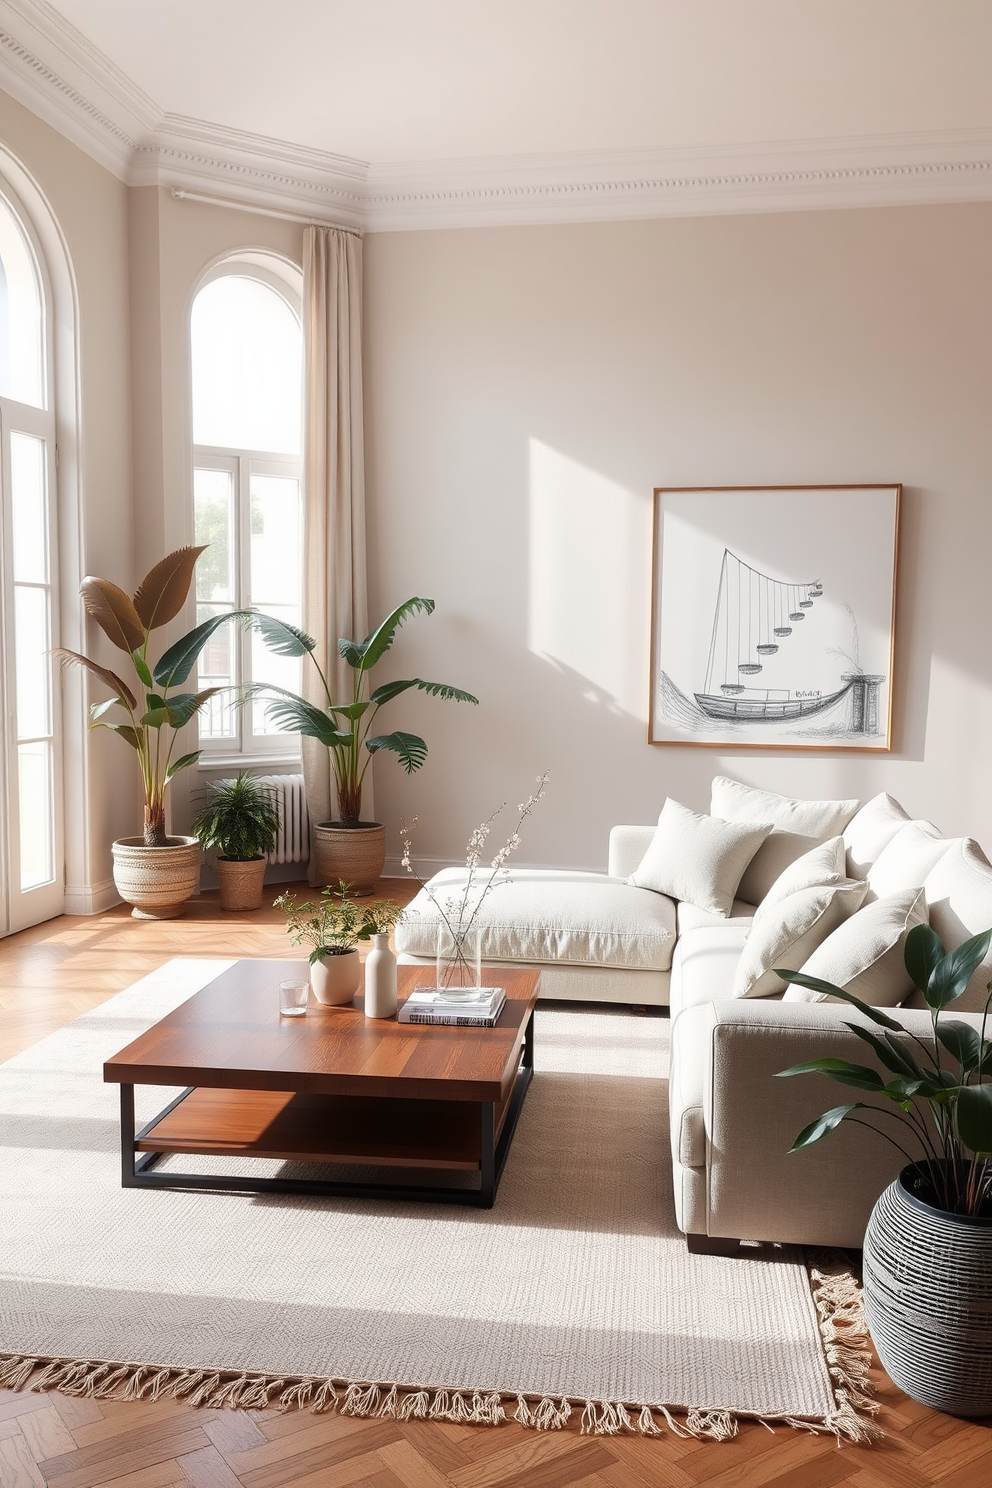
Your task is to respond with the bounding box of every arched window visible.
[0,180,61,935]
[190,261,303,756]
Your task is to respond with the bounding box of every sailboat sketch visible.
[649,485,900,753]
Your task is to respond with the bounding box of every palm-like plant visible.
[777,924,992,1216]
[192,772,280,862]
[56,546,251,847]
[250,597,478,827]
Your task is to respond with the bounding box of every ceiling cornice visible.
[0,0,991,232]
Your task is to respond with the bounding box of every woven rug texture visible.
[0,958,876,1440]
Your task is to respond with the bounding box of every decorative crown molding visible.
[0,0,990,232]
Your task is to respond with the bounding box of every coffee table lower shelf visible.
[119,1065,532,1208]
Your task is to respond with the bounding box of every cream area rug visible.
[0,959,878,1443]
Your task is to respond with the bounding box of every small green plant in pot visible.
[192,772,281,912]
[275,884,402,1007]
[776,924,992,1416]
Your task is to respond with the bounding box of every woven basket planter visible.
[111,836,201,920]
[312,822,385,897]
[863,1165,992,1416]
[216,857,267,912]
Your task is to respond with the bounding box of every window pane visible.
[196,602,237,739]
[191,277,302,453]
[19,740,53,889]
[251,605,302,736]
[14,585,50,738]
[194,467,235,602]
[250,474,301,608]
[0,196,44,408]
[10,432,47,582]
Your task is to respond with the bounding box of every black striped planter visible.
[863,1166,992,1417]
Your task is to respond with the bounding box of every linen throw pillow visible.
[782,887,928,1007]
[710,776,860,905]
[733,879,868,999]
[627,798,772,917]
[753,836,847,923]
[843,792,911,879]
[864,820,953,901]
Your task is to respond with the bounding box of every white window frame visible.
[191,257,304,766]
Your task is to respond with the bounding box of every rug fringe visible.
[0,1254,880,1446]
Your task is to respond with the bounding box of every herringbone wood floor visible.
[1,886,989,1488]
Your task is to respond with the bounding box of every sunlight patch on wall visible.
[528,439,648,720]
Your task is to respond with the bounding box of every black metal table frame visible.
[116,1011,534,1209]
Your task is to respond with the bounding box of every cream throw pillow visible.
[783,888,928,1007]
[710,776,860,905]
[843,792,911,879]
[627,798,772,917]
[865,820,953,901]
[733,879,868,999]
[754,836,847,922]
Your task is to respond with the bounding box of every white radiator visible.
[254,773,310,865]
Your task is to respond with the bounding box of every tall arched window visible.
[0,182,61,935]
[190,260,303,757]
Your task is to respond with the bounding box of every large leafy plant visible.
[251,597,478,827]
[191,772,280,862]
[777,924,992,1216]
[56,546,250,847]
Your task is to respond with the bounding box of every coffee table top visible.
[104,960,540,1103]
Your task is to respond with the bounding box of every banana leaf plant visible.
[56,546,252,847]
[776,923,992,1216]
[249,596,478,827]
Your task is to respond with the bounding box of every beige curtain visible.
[301,226,369,873]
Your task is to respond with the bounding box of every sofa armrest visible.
[608,825,655,879]
[673,999,985,1248]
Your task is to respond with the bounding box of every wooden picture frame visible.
[649,485,900,751]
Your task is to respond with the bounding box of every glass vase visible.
[435,923,482,997]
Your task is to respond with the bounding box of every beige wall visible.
[363,205,992,871]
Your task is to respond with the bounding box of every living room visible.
[0,3,990,1485]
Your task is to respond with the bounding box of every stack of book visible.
[398,987,506,1026]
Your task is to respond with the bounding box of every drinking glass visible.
[279,979,309,1017]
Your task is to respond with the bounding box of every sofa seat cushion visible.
[395,868,677,972]
[669,924,750,1019]
[676,899,756,935]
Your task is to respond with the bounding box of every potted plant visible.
[55,546,252,918]
[274,884,402,1006]
[776,924,992,1416]
[251,597,477,893]
[192,772,281,911]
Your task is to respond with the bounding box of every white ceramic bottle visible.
[364,933,397,1018]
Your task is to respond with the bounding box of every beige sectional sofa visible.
[396,781,992,1249]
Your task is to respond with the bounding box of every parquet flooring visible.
[0,884,989,1487]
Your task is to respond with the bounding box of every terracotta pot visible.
[310,949,362,1006]
[216,856,267,912]
[312,821,385,896]
[111,836,201,919]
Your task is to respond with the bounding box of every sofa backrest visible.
[608,825,656,879]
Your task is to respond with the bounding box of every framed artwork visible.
[649,485,900,751]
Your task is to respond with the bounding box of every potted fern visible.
[192,772,280,911]
[251,597,477,893]
[777,924,992,1416]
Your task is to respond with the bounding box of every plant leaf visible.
[94,722,142,750]
[790,1104,864,1151]
[368,677,479,707]
[846,1023,925,1080]
[775,1057,885,1091]
[89,696,120,721]
[904,923,945,998]
[140,706,170,728]
[327,701,369,721]
[253,613,317,658]
[365,730,428,772]
[354,597,435,673]
[131,652,154,687]
[132,546,207,630]
[165,750,201,783]
[53,647,137,710]
[936,1020,989,1074]
[164,688,223,728]
[954,1083,992,1155]
[153,609,254,688]
[338,638,364,669]
[776,970,903,1029]
[926,930,992,1010]
[80,577,145,653]
[247,686,352,747]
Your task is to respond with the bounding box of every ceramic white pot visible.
[111,836,201,919]
[310,949,362,1006]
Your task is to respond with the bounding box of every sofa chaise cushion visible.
[395,867,678,972]
[710,776,860,904]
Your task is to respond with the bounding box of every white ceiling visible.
[1,0,991,229]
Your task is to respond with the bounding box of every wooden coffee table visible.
[103,961,539,1208]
